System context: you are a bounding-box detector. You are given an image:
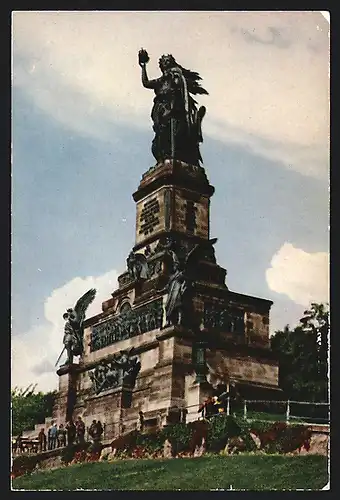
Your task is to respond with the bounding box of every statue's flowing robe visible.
[150,67,202,164]
[63,321,83,356]
[165,270,187,321]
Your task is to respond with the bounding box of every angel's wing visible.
[135,253,149,279]
[134,253,147,265]
[184,243,201,269]
[74,288,97,323]
[185,239,218,269]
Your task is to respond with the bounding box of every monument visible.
[52,50,281,439]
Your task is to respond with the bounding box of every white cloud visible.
[12,11,329,178]
[11,268,119,393]
[266,242,329,307]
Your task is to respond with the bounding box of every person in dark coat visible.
[66,419,76,446]
[198,396,219,419]
[38,428,47,452]
[89,420,103,443]
[75,416,86,444]
[57,424,67,447]
[97,420,104,440]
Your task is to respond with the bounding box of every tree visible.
[271,303,329,403]
[11,384,57,436]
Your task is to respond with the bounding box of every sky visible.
[11,11,330,393]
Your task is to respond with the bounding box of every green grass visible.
[12,455,328,491]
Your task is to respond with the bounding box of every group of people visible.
[198,383,240,419]
[88,419,104,442]
[37,422,66,451]
[36,419,80,452]
[61,417,103,446]
[13,416,104,455]
[198,396,226,418]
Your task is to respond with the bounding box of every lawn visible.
[12,454,328,491]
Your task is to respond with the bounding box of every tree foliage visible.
[271,303,329,402]
[11,384,57,436]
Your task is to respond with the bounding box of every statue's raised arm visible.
[138,49,158,90]
[138,49,208,166]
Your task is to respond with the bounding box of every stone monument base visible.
[52,325,281,441]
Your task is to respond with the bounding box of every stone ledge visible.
[206,339,278,362]
[156,326,195,341]
[56,363,80,376]
[153,358,194,373]
[85,385,132,402]
[133,229,213,253]
[133,160,215,202]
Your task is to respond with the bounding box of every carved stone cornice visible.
[133,160,215,202]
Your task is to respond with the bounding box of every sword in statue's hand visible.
[55,346,66,367]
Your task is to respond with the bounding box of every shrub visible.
[111,430,138,455]
[205,415,258,452]
[161,422,193,454]
[250,422,313,454]
[271,425,312,454]
[135,430,164,454]
[12,454,40,478]
[60,442,91,464]
[88,441,103,455]
[207,415,238,451]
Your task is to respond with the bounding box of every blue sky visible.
[12,11,329,392]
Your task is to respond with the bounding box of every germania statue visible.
[138,49,208,166]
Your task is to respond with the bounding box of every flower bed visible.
[108,416,313,460]
[11,417,314,477]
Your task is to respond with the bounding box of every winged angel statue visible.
[162,239,217,328]
[55,288,97,366]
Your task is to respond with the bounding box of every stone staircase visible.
[21,416,54,439]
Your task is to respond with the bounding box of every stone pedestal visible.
[55,363,79,423]
[52,161,281,436]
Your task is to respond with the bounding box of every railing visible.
[100,398,329,443]
[241,399,330,425]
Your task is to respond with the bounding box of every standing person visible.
[66,420,76,446]
[181,408,188,424]
[89,420,97,440]
[89,420,101,443]
[137,411,144,432]
[49,422,58,449]
[157,411,163,430]
[47,422,54,450]
[96,420,103,441]
[57,424,67,447]
[15,431,23,454]
[38,428,47,453]
[75,416,86,444]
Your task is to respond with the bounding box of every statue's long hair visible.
[159,54,208,96]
